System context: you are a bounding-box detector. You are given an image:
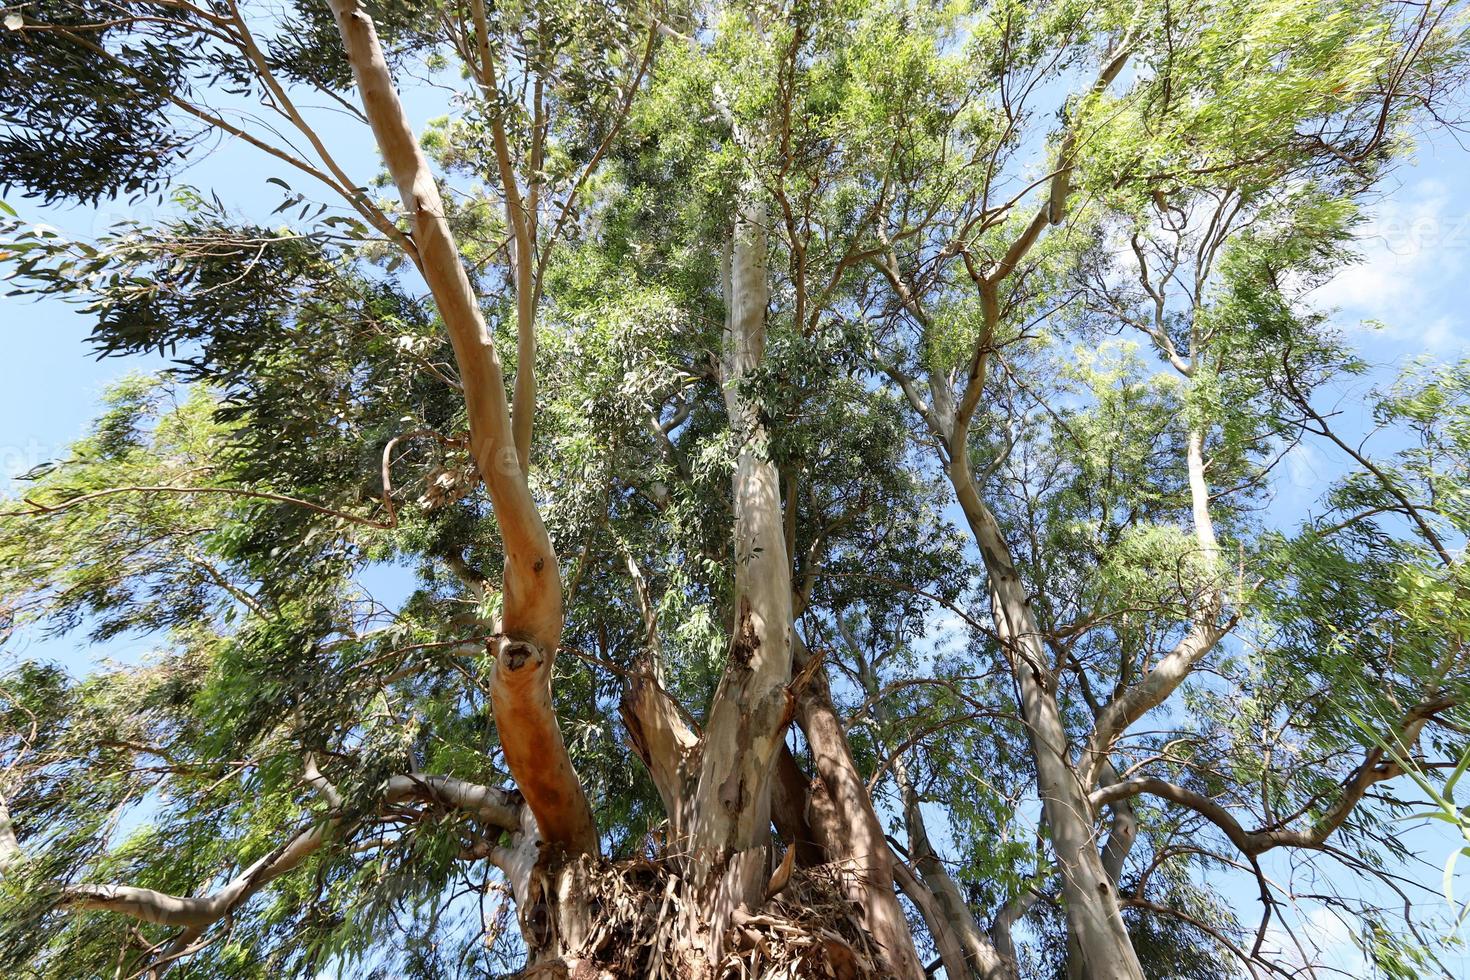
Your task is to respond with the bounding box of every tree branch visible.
[58,772,520,932]
[1092,696,1456,855]
[326,0,595,856]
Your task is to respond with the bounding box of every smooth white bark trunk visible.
[677,188,795,961]
[949,457,1147,980]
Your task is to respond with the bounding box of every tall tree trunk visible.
[1062,763,1140,980]
[890,748,1011,980]
[328,0,596,886]
[846,632,1008,980]
[947,455,1147,980]
[793,643,926,979]
[675,187,796,964]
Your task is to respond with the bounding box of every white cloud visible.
[1262,905,1368,977]
[1314,179,1470,354]
[1421,315,1463,354]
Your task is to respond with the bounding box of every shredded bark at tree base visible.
[519,856,895,979]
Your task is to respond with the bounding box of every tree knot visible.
[731,596,760,669]
[500,637,544,673]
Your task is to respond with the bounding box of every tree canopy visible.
[2,0,1470,977]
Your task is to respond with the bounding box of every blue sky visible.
[3,68,1470,979]
[0,75,444,662]
[1184,132,1470,973]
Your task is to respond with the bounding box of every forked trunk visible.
[504,192,925,976]
[328,6,927,974]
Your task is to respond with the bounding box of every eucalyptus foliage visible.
[2,0,1470,977]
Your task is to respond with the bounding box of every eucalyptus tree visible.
[1,0,1469,979]
[818,1,1470,977]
